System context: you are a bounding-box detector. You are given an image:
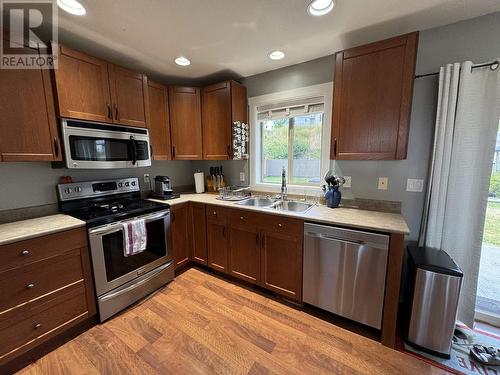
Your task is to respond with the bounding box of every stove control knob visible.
[131,181,136,186]
[125,182,130,187]
[64,188,72,194]
[74,186,82,193]
[118,183,123,187]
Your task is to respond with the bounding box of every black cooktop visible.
[65,198,169,228]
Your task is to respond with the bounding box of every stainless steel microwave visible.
[61,119,151,169]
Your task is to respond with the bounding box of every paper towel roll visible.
[194,172,205,193]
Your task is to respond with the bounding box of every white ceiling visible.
[57,0,500,83]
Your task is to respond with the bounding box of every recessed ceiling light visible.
[268,50,285,60]
[174,57,191,66]
[57,0,86,16]
[308,0,335,16]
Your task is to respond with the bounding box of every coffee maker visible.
[150,176,179,200]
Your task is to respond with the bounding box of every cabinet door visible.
[190,203,207,265]
[147,81,172,160]
[229,225,261,285]
[168,86,203,160]
[202,81,231,160]
[109,64,149,128]
[54,45,112,123]
[171,204,191,270]
[206,206,228,272]
[331,32,418,160]
[0,67,60,162]
[231,80,248,124]
[260,218,303,301]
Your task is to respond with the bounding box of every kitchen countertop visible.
[150,193,410,235]
[0,214,86,245]
[0,194,409,245]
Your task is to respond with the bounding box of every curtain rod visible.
[414,60,499,79]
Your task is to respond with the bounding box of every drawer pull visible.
[21,250,30,256]
[240,216,244,220]
[27,283,35,289]
[213,211,217,215]
[34,323,42,329]
[278,223,282,228]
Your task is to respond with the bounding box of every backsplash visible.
[0,161,195,211]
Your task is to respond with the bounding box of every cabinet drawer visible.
[229,209,260,229]
[0,250,84,313]
[261,215,303,236]
[0,283,87,362]
[206,205,227,224]
[0,228,87,273]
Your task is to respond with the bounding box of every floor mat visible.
[399,323,500,375]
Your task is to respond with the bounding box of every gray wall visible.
[0,161,194,210]
[240,11,500,241]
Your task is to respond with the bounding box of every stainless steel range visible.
[58,177,174,321]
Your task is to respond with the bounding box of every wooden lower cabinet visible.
[228,225,261,285]
[190,203,207,265]
[171,203,191,270]
[206,205,229,272]
[0,228,96,369]
[206,222,229,272]
[227,209,303,301]
[261,229,303,301]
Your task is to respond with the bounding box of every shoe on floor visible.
[470,344,500,366]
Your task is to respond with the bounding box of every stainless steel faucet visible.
[280,166,287,201]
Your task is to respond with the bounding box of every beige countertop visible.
[0,214,86,245]
[150,193,410,235]
[0,194,409,245]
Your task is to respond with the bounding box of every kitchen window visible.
[249,83,333,192]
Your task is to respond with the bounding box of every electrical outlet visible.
[378,177,388,190]
[239,172,245,182]
[343,176,352,188]
[143,174,150,184]
[407,178,424,192]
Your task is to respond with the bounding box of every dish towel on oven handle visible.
[123,219,147,256]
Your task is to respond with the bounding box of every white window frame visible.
[249,82,333,194]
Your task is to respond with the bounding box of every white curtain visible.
[420,60,500,328]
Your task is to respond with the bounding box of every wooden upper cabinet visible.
[147,81,172,160]
[0,41,60,162]
[108,64,149,127]
[54,45,112,123]
[168,86,203,160]
[331,32,418,160]
[202,80,247,160]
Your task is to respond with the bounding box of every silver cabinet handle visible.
[240,216,244,220]
[22,250,30,256]
[34,323,41,329]
[27,283,35,289]
[278,223,282,228]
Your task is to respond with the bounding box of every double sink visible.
[235,197,313,213]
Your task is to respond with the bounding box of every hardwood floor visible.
[17,268,449,374]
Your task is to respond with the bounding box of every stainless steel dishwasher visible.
[303,223,390,329]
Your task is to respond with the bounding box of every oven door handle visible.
[88,210,170,236]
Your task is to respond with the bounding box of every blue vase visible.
[332,187,342,208]
[325,186,341,208]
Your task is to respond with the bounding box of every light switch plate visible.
[407,179,424,192]
[343,176,352,188]
[239,172,245,182]
[378,177,388,190]
[143,174,150,184]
